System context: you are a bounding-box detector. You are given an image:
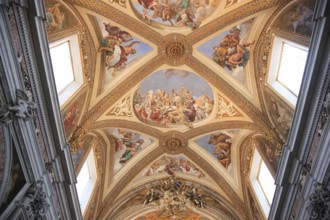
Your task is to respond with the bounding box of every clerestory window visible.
[49,34,84,106]
[267,36,308,106]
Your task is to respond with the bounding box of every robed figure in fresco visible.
[212,26,255,71]
[98,23,140,74]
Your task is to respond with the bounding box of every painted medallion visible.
[131,0,221,29]
[133,69,214,127]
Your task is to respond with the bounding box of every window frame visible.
[49,34,84,106]
[249,149,275,217]
[76,149,97,215]
[256,160,275,205]
[267,35,308,106]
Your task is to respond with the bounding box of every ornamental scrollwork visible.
[22,180,50,218]
[108,94,132,117]
[307,183,330,220]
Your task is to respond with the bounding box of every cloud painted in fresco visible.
[138,69,213,99]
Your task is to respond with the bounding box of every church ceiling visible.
[44,0,316,219]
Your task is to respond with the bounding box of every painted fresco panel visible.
[197,18,255,86]
[143,155,205,178]
[133,69,214,127]
[253,136,281,174]
[195,130,240,172]
[0,146,25,214]
[264,90,294,139]
[71,135,95,172]
[91,16,153,88]
[131,0,220,29]
[45,0,79,34]
[62,93,86,137]
[272,0,316,37]
[106,128,153,172]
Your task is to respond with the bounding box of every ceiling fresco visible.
[197,18,255,87]
[194,130,240,173]
[272,0,316,37]
[45,0,80,34]
[44,0,315,219]
[130,0,221,30]
[141,155,206,178]
[133,69,214,127]
[90,15,153,90]
[104,128,154,172]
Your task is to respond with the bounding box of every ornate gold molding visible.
[185,0,289,44]
[69,0,163,44]
[89,119,164,138]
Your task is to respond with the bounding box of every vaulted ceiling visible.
[45,0,313,219]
